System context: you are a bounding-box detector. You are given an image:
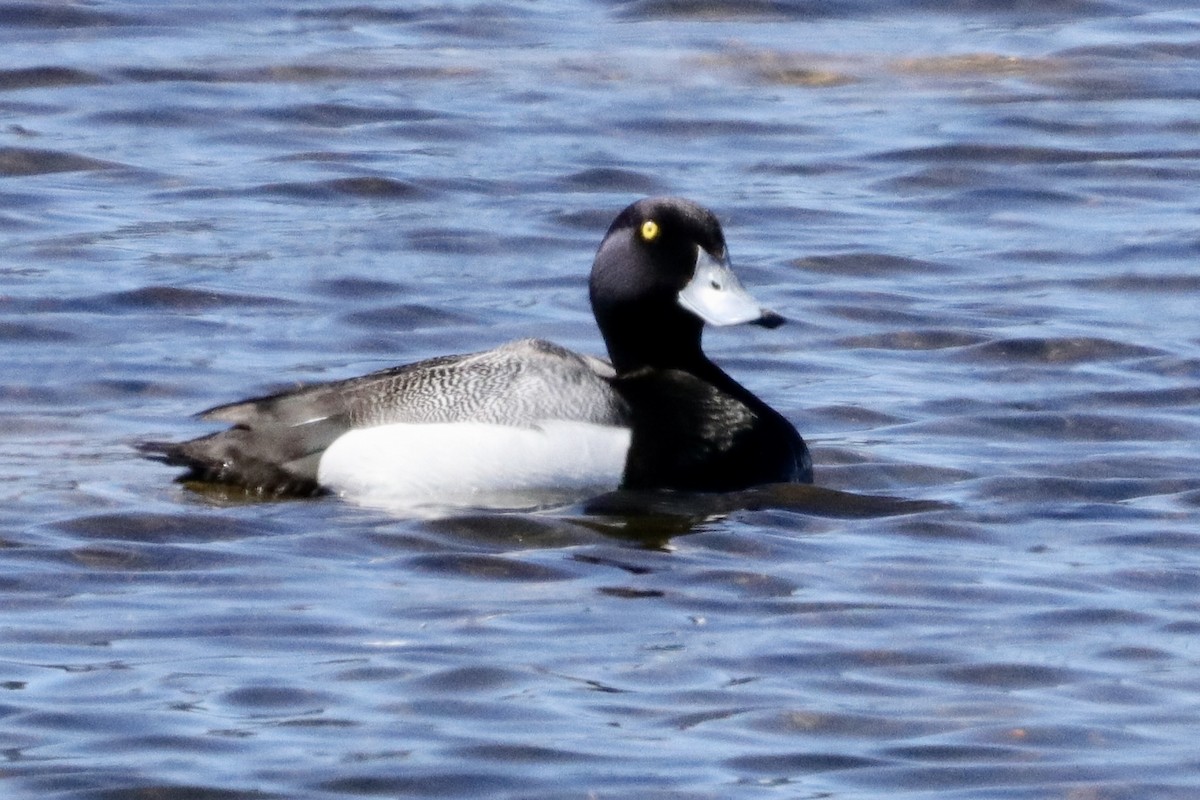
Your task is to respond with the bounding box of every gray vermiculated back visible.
[206,338,626,432]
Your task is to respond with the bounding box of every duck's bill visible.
[677,247,786,328]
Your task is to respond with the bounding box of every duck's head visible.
[589,196,782,373]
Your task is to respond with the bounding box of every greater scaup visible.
[143,197,812,511]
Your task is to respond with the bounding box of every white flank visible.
[316,420,631,514]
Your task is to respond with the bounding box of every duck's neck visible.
[598,302,711,376]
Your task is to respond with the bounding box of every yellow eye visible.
[640,219,660,242]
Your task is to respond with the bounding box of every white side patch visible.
[316,420,631,514]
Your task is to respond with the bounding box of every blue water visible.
[3,1,1200,797]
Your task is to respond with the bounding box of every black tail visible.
[135,434,325,497]
[135,439,186,464]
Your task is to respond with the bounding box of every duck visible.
[143,197,813,511]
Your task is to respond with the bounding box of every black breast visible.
[613,368,811,492]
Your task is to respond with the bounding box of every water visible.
[3,1,1200,797]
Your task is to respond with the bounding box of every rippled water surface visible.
[4,1,1200,797]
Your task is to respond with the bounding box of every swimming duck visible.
[144,197,812,510]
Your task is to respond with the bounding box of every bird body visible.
[144,197,812,512]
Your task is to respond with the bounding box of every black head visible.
[588,197,782,373]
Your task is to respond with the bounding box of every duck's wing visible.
[144,339,625,495]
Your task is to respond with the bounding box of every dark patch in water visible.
[967,337,1163,363]
[1023,607,1155,626]
[750,708,944,738]
[0,66,106,91]
[807,404,908,427]
[0,3,142,27]
[340,303,474,331]
[881,743,1028,762]
[1072,272,1200,293]
[597,586,665,599]
[877,142,1200,165]
[68,542,245,572]
[315,773,526,797]
[259,103,445,128]
[877,165,999,192]
[117,63,482,85]
[0,147,118,176]
[934,185,1084,207]
[561,167,666,193]
[1075,386,1200,409]
[938,663,1077,689]
[88,106,213,128]
[314,277,407,300]
[791,251,953,276]
[221,684,334,711]
[725,751,885,773]
[51,511,283,542]
[611,0,861,21]
[294,7,422,23]
[583,484,950,520]
[1097,531,1200,549]
[407,553,575,582]
[57,286,287,313]
[551,207,623,231]
[453,742,600,764]
[0,321,76,343]
[836,329,988,350]
[406,227,510,255]
[409,665,525,692]
[979,475,1199,503]
[623,116,812,137]
[257,177,427,201]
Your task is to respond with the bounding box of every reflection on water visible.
[3,0,1200,798]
